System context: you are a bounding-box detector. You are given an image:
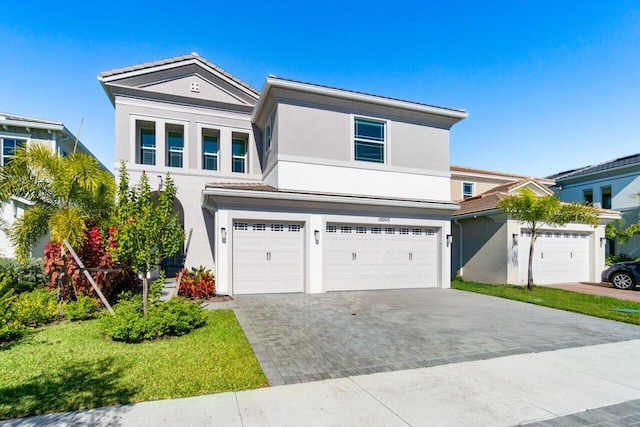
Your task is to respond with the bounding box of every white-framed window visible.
[385,227,395,234]
[271,224,284,232]
[340,226,352,233]
[412,228,422,235]
[253,223,267,231]
[139,127,156,165]
[371,227,382,234]
[202,134,219,171]
[232,138,247,173]
[167,129,184,168]
[234,222,248,231]
[356,226,366,234]
[1,137,26,165]
[462,182,474,199]
[288,224,302,232]
[326,225,337,233]
[354,117,385,163]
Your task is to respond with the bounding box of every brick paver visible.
[227,289,640,386]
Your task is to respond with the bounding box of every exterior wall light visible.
[446,234,453,247]
[221,227,227,243]
[314,230,320,244]
[600,237,607,247]
[513,233,519,242]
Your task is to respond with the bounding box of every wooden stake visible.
[63,240,114,314]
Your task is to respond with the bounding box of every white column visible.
[308,214,324,293]
[440,220,451,289]
[215,209,231,295]
[219,128,232,174]
[156,121,166,167]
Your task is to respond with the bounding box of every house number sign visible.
[378,217,391,222]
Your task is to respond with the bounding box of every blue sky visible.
[1,1,639,177]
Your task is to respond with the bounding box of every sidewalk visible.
[545,282,640,303]
[3,339,640,426]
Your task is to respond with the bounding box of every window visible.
[356,226,366,234]
[253,223,266,231]
[371,227,382,234]
[203,135,219,171]
[271,224,284,232]
[265,125,271,151]
[234,222,248,231]
[412,228,422,235]
[400,228,409,235]
[385,227,395,234]
[1,137,26,165]
[340,226,352,233]
[288,224,302,232]
[232,138,247,173]
[583,189,593,204]
[601,186,612,209]
[167,130,183,168]
[326,225,337,233]
[462,182,474,199]
[354,118,385,163]
[139,128,156,165]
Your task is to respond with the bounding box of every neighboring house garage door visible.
[325,224,439,291]
[233,221,304,294]
[518,230,591,285]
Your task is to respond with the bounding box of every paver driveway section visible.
[232,288,640,385]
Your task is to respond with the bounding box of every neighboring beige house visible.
[99,53,468,295]
[0,112,109,259]
[450,165,554,201]
[450,174,618,285]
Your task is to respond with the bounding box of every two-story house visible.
[99,53,468,295]
[549,154,640,257]
[0,112,110,258]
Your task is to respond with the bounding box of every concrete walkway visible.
[4,339,640,427]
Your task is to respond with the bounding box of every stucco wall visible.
[458,216,508,284]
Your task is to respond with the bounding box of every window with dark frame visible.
[354,118,385,163]
[601,186,612,209]
[232,138,247,173]
[462,182,474,199]
[139,128,156,165]
[202,134,219,171]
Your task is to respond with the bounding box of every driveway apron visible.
[230,289,640,385]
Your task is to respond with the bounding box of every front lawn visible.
[0,309,267,420]
[452,280,640,326]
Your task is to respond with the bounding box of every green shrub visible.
[65,295,100,321]
[15,289,63,327]
[606,253,633,265]
[0,289,25,343]
[100,296,205,343]
[0,258,46,294]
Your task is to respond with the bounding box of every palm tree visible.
[0,143,114,262]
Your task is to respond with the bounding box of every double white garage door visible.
[518,230,591,285]
[232,221,439,294]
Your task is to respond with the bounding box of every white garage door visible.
[518,230,591,285]
[325,224,439,291]
[233,221,304,294]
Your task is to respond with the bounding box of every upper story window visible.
[354,117,385,163]
[139,127,156,165]
[601,186,612,209]
[232,138,247,173]
[583,189,593,204]
[462,182,474,199]
[1,137,26,165]
[265,125,272,151]
[202,134,219,171]
[166,127,184,168]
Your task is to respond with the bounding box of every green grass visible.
[452,280,640,325]
[0,310,267,420]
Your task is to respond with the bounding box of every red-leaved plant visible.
[43,224,135,301]
[177,266,216,300]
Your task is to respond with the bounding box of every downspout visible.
[453,219,463,278]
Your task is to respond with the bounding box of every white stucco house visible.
[548,154,640,257]
[450,167,619,285]
[0,112,110,259]
[99,53,468,295]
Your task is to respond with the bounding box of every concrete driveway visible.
[232,289,640,385]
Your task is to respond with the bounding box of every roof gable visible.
[99,53,259,107]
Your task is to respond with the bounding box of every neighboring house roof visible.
[548,153,640,181]
[204,182,460,210]
[453,178,618,218]
[451,165,556,186]
[99,52,260,96]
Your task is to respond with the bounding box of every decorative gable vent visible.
[190,82,200,93]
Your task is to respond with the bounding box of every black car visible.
[601,261,640,290]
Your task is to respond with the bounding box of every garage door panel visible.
[518,231,590,285]
[233,221,304,294]
[325,224,438,291]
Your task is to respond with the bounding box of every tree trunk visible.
[527,234,536,291]
[142,275,148,316]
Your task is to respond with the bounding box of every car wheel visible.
[611,272,636,290]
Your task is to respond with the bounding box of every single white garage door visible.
[518,230,591,285]
[233,221,304,294]
[325,224,439,291]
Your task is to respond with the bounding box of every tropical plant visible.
[177,266,216,300]
[0,143,114,262]
[497,188,600,290]
[108,162,184,315]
